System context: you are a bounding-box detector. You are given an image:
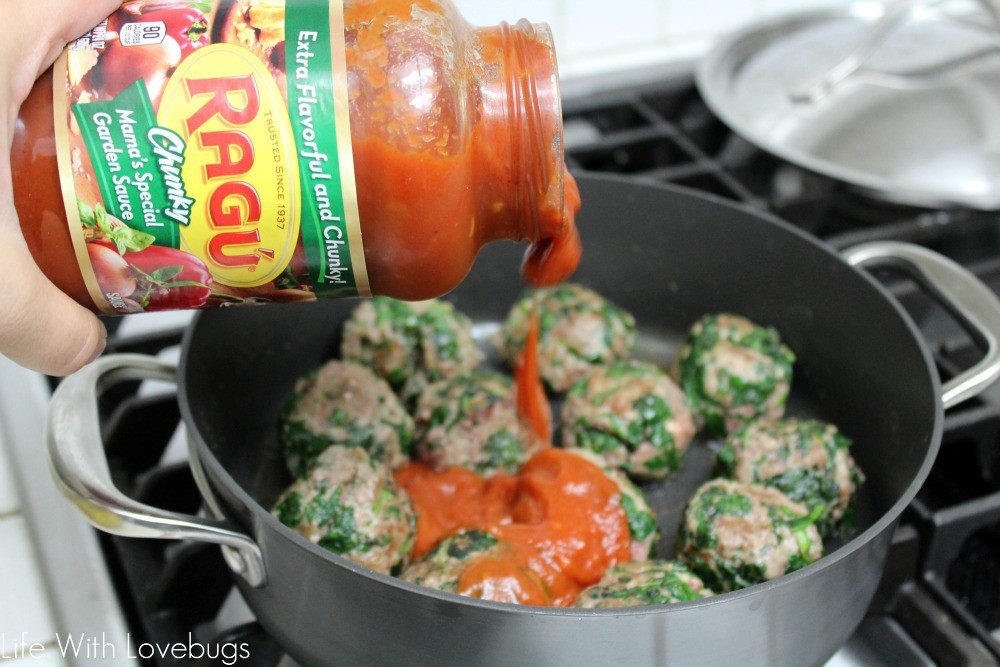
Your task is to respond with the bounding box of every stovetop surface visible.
[77,75,1000,666]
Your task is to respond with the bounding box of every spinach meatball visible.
[495,283,636,392]
[678,479,823,592]
[574,560,713,609]
[565,448,661,560]
[670,313,795,436]
[716,419,864,535]
[561,360,695,480]
[280,360,414,477]
[272,445,416,575]
[414,371,540,476]
[341,297,484,404]
[399,531,550,605]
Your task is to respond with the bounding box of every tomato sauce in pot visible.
[396,447,632,607]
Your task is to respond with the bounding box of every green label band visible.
[286,0,359,298]
[73,80,183,250]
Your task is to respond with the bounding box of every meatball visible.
[670,313,795,436]
[495,283,636,392]
[716,419,865,535]
[573,560,713,609]
[399,530,550,605]
[341,297,484,404]
[561,360,695,480]
[678,479,823,592]
[280,360,414,477]
[414,371,540,475]
[272,445,416,575]
[564,448,661,560]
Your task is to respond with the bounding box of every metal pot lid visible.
[696,2,1000,210]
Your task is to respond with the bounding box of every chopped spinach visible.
[689,556,766,592]
[572,421,624,454]
[309,487,363,554]
[675,313,794,435]
[715,442,737,475]
[620,493,658,544]
[689,485,752,550]
[443,531,498,561]
[566,364,686,478]
[628,394,681,469]
[386,367,408,390]
[766,468,838,515]
[385,419,414,455]
[480,429,526,474]
[281,421,335,478]
[582,563,704,606]
[428,404,451,430]
[718,419,863,536]
[327,408,351,427]
[274,491,303,527]
[498,284,636,390]
[605,360,658,380]
[351,297,481,394]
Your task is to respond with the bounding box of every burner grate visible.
[947,523,1000,631]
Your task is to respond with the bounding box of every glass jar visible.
[12,0,580,314]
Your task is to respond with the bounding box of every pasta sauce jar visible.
[12,0,580,314]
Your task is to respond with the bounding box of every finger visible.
[37,0,125,68]
[0,0,117,375]
[4,0,123,95]
[41,0,128,49]
[0,225,107,376]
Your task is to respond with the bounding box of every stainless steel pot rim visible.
[696,5,1000,210]
[177,176,946,617]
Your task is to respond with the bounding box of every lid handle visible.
[791,0,1000,104]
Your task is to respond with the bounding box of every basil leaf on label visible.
[159,280,206,288]
[110,235,129,256]
[95,204,108,228]
[78,200,96,228]
[151,266,184,282]
[109,225,156,255]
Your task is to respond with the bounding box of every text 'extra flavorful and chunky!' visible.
[60,0,368,314]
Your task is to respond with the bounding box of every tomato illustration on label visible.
[78,201,213,313]
[87,243,139,308]
[88,3,210,104]
[113,5,210,55]
[99,36,181,104]
[91,241,214,312]
[123,244,214,311]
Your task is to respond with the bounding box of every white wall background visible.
[455,0,858,80]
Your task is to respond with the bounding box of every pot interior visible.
[181,174,939,564]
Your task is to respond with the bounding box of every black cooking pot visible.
[47,174,1000,667]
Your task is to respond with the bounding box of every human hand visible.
[0,0,123,376]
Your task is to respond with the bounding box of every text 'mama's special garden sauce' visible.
[12,0,580,315]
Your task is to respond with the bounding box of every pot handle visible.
[843,241,1000,409]
[46,354,266,587]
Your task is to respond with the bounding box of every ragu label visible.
[54,0,368,314]
[159,44,301,287]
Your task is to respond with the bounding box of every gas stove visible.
[2,68,999,666]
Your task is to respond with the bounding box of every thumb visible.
[0,224,107,376]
